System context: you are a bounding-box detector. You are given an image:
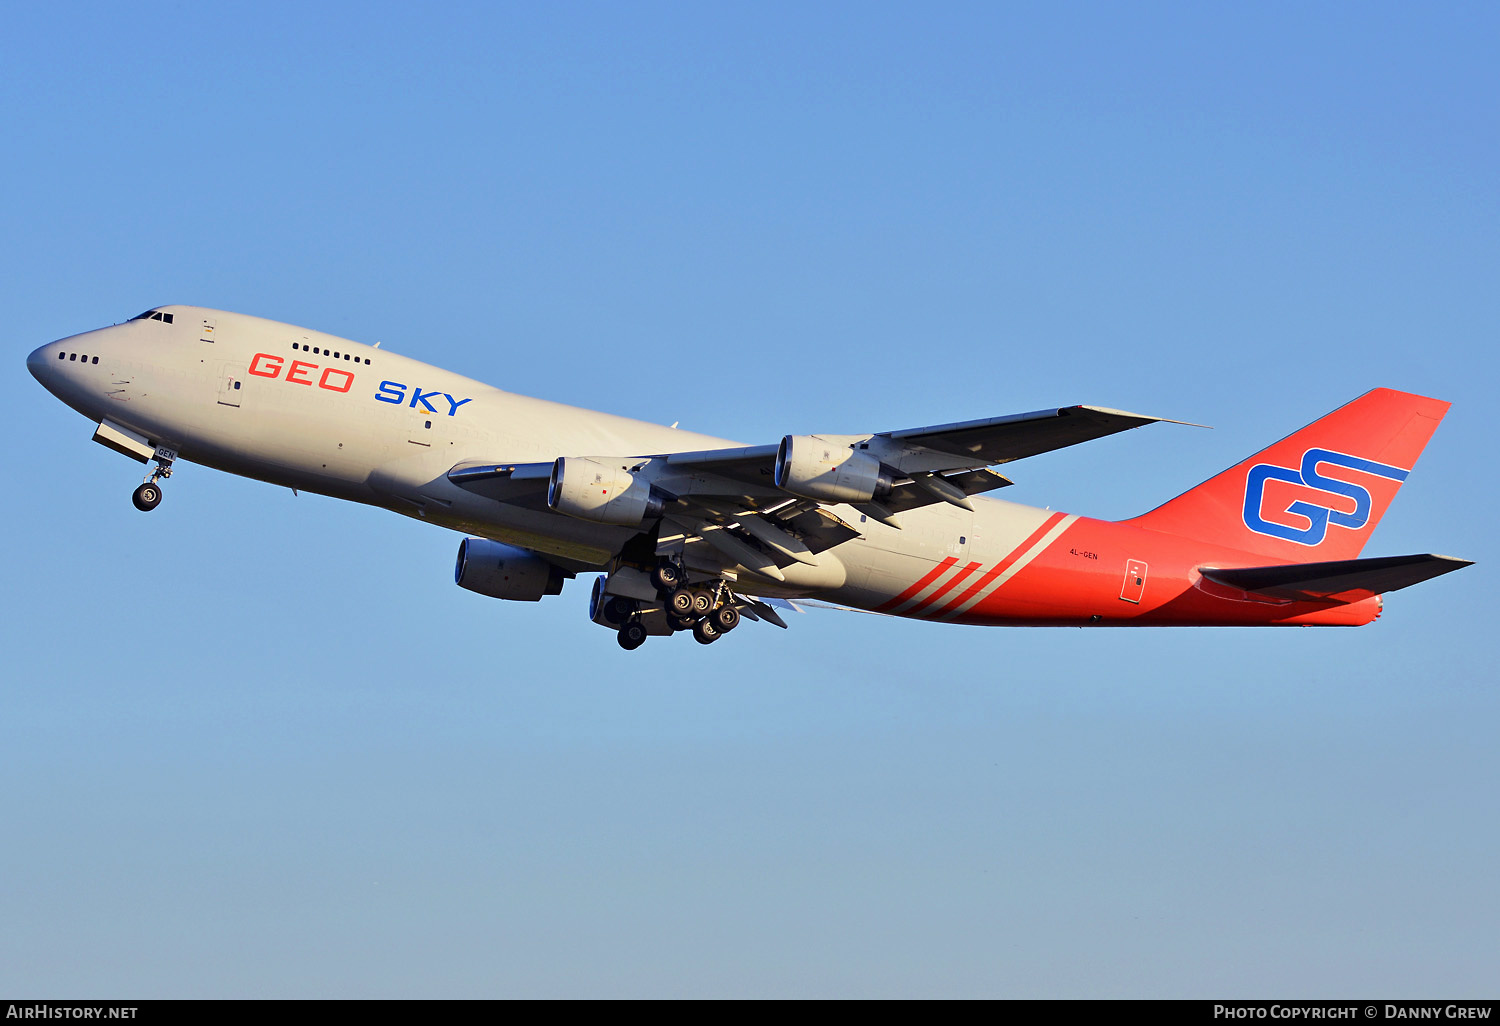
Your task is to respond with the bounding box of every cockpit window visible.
[130,309,174,323]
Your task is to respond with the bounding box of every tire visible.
[690,589,714,616]
[692,618,721,645]
[713,605,740,632]
[668,588,695,616]
[652,562,682,593]
[132,483,162,512]
[617,622,648,651]
[602,596,637,626]
[668,613,697,632]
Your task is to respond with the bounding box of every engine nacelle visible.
[774,435,892,504]
[548,457,664,526]
[589,575,637,627]
[454,538,565,601]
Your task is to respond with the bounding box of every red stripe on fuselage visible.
[874,556,959,613]
[909,561,983,616]
[929,511,1067,616]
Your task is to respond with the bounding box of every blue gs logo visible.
[1242,448,1409,546]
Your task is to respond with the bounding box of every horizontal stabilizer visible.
[1201,553,1472,601]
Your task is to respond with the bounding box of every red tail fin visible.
[1126,388,1450,562]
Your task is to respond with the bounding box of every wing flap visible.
[1200,553,1472,601]
[884,468,1012,514]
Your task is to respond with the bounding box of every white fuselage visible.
[32,305,1415,631]
[29,306,1046,613]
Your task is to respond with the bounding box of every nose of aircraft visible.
[27,343,52,385]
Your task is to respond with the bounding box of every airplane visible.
[26,306,1471,650]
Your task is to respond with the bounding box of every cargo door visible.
[216,363,243,407]
[1119,559,1148,604]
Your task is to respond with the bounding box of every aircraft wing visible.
[877,405,1201,468]
[445,461,555,510]
[649,405,1193,481]
[447,403,1182,573]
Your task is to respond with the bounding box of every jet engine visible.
[774,435,893,504]
[454,538,566,601]
[547,457,665,525]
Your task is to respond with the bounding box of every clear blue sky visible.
[3,1,1495,997]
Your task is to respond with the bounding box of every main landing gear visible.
[131,447,176,512]
[667,582,740,647]
[613,561,743,651]
[617,620,648,651]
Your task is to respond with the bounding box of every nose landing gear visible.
[131,446,176,512]
[131,482,163,511]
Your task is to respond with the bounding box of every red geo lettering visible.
[319,367,354,393]
[248,353,284,378]
[286,360,317,385]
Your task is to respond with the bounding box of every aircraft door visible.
[1119,559,1148,604]
[925,503,972,562]
[216,363,243,408]
[408,415,432,447]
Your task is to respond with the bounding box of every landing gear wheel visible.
[668,613,697,633]
[713,605,740,632]
[132,482,162,512]
[668,588,695,616]
[651,562,683,593]
[617,621,648,651]
[690,589,714,616]
[692,618,722,645]
[602,597,638,626]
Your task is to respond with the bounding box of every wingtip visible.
[1427,554,1475,569]
[1072,405,1211,429]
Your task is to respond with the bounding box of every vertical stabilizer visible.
[1126,388,1450,562]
